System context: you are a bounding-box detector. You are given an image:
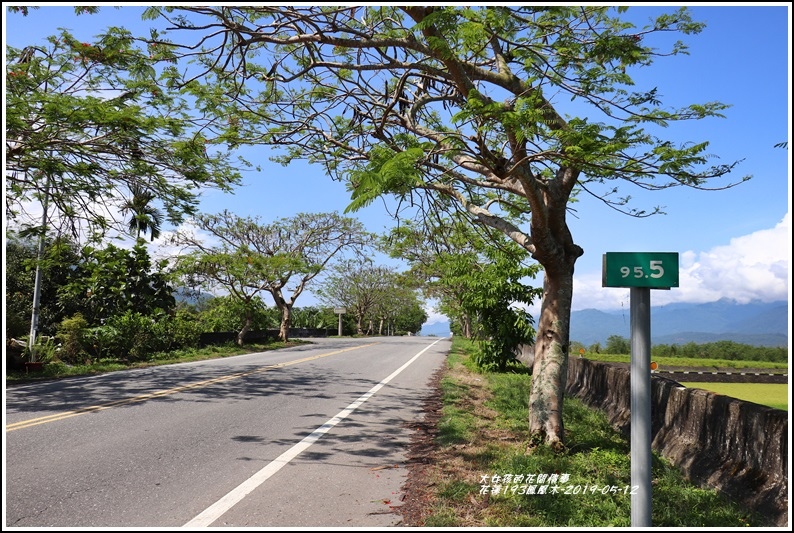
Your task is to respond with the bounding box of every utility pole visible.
[28,175,51,361]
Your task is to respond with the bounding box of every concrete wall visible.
[564,356,788,526]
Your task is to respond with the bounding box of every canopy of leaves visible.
[314,259,425,334]
[5,23,243,239]
[139,5,748,254]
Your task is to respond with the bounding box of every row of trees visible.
[7,6,751,448]
[582,336,786,363]
[132,5,748,449]
[572,336,786,363]
[169,210,379,344]
[6,224,427,365]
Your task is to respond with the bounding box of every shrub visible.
[56,313,90,364]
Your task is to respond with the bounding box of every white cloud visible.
[571,213,790,310]
[422,299,447,325]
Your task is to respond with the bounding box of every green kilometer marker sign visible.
[602,252,679,288]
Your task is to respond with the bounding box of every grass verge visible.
[5,340,311,385]
[415,337,769,527]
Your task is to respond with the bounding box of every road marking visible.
[6,343,379,432]
[184,338,444,527]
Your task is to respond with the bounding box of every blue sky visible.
[4,4,791,324]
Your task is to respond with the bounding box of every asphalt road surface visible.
[5,336,451,528]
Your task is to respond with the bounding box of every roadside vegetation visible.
[5,339,311,386]
[577,335,787,365]
[409,337,771,527]
[6,229,426,383]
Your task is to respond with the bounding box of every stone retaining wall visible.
[565,356,788,526]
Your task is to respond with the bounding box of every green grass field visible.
[678,382,789,411]
[583,353,787,371]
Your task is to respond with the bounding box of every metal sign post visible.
[334,307,346,337]
[630,286,652,527]
[603,252,679,527]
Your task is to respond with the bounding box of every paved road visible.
[5,336,451,528]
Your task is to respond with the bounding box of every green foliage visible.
[425,337,769,527]
[315,259,413,336]
[588,338,786,363]
[569,341,586,356]
[652,340,786,363]
[81,310,193,362]
[289,306,334,329]
[604,335,630,355]
[583,353,786,371]
[121,183,163,241]
[101,311,164,362]
[346,144,428,213]
[170,210,376,341]
[5,25,242,236]
[163,308,204,350]
[197,295,274,333]
[60,242,176,325]
[27,336,59,364]
[5,231,83,337]
[56,313,90,364]
[390,216,541,371]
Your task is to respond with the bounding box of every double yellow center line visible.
[6,342,378,432]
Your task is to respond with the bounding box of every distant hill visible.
[570,299,788,347]
[422,299,788,347]
[420,321,452,337]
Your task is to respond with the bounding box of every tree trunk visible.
[528,265,575,451]
[378,317,384,335]
[278,303,292,342]
[269,290,293,343]
[356,315,364,335]
[460,315,472,339]
[237,310,252,347]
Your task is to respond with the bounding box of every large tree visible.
[140,6,748,448]
[170,211,375,342]
[5,12,242,239]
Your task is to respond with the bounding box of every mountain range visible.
[421,299,789,347]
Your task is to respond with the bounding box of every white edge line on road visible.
[184,338,444,527]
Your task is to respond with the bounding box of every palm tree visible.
[121,183,163,241]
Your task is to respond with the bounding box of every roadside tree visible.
[138,6,748,448]
[59,241,176,326]
[170,211,375,343]
[5,231,82,338]
[5,20,242,240]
